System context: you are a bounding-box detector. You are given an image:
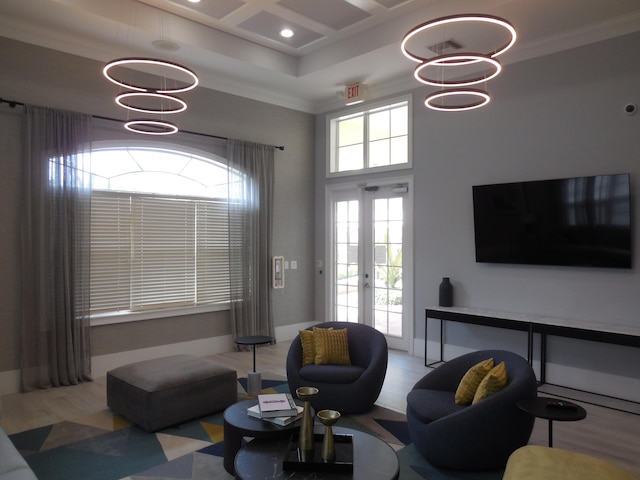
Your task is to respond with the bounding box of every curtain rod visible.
[0,97,285,151]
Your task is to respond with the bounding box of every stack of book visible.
[247,393,304,426]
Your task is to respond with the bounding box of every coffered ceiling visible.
[1,0,640,112]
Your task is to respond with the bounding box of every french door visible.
[327,178,413,351]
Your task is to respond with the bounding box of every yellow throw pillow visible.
[455,358,495,405]
[299,330,316,366]
[313,327,351,365]
[472,361,508,404]
[299,327,334,366]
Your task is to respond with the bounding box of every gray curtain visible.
[227,139,275,339]
[21,105,93,391]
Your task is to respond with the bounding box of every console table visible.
[530,316,640,383]
[425,307,534,368]
[425,306,640,386]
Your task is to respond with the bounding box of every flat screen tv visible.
[472,173,632,269]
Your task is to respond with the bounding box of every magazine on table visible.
[257,393,298,417]
[247,403,304,426]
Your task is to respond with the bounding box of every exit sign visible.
[345,83,365,105]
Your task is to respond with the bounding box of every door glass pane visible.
[335,200,359,322]
[373,197,403,336]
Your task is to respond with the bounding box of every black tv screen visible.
[472,174,632,268]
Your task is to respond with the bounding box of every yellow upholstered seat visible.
[503,446,634,480]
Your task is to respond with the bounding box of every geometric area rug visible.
[9,378,503,480]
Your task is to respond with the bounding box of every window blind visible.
[90,191,229,315]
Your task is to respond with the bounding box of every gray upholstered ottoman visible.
[107,354,237,432]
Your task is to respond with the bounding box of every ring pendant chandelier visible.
[401,14,516,112]
[103,57,199,135]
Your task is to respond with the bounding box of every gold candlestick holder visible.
[296,386,319,454]
[317,409,340,462]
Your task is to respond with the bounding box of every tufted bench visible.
[503,446,634,480]
[107,354,237,432]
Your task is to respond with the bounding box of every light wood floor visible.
[1,342,638,478]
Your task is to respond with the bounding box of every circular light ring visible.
[401,14,517,63]
[103,58,199,93]
[124,120,179,135]
[425,89,491,112]
[414,53,502,87]
[116,92,187,114]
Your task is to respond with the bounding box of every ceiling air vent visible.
[427,39,463,55]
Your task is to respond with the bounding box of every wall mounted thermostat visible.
[273,256,284,288]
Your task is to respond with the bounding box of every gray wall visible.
[315,32,640,400]
[410,33,640,329]
[0,37,315,377]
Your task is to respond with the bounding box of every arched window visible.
[89,145,236,321]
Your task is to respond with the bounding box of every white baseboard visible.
[93,322,315,379]
[91,335,236,378]
[275,321,315,342]
[1,338,238,398]
[544,363,640,403]
[414,338,640,403]
[5,334,638,405]
[0,369,20,399]
[1,326,314,398]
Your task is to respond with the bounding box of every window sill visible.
[327,161,412,179]
[90,303,230,326]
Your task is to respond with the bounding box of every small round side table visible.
[517,397,586,447]
[235,335,273,395]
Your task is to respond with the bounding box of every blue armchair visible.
[286,321,388,414]
[406,349,537,470]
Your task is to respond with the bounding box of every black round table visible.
[517,397,586,447]
[234,425,399,480]
[235,335,273,372]
[235,335,273,395]
[223,398,305,475]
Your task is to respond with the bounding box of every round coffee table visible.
[517,397,586,447]
[223,398,306,475]
[234,425,399,480]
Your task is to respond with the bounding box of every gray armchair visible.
[286,321,388,414]
[406,349,537,470]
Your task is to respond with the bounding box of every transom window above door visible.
[328,95,411,176]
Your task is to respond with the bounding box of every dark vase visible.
[439,277,453,307]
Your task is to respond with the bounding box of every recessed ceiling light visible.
[187,0,201,3]
[280,28,294,38]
